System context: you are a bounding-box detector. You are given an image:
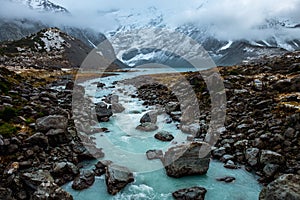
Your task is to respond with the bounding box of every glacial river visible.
[62,67,262,200]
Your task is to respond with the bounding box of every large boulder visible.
[172,186,207,200]
[36,115,68,133]
[259,174,300,200]
[72,170,95,190]
[112,103,125,113]
[140,111,158,124]
[162,142,211,178]
[32,181,73,200]
[95,102,113,122]
[105,164,134,195]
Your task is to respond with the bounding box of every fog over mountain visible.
[1,0,300,40]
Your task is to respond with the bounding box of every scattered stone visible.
[245,148,260,166]
[259,150,285,165]
[105,164,134,195]
[154,131,174,142]
[35,115,68,133]
[216,176,236,183]
[72,170,95,190]
[32,181,73,200]
[136,123,158,132]
[52,162,79,185]
[172,186,207,200]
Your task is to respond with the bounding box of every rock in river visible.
[105,164,134,195]
[136,122,158,132]
[140,111,158,124]
[72,170,95,190]
[162,141,211,178]
[95,102,113,122]
[154,131,174,142]
[172,186,207,200]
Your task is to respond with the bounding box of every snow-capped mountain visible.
[10,0,69,13]
[103,7,300,66]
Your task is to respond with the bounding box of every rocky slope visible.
[10,0,69,13]
[0,27,127,69]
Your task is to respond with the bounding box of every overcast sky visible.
[2,0,300,40]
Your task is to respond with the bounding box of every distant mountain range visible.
[1,0,300,67]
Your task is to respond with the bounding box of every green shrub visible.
[0,123,17,136]
[0,107,18,122]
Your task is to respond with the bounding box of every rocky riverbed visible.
[123,51,300,199]
[1,51,300,200]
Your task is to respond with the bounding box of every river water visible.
[62,67,262,200]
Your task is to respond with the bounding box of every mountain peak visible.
[10,0,69,13]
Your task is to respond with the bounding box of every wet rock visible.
[105,164,134,195]
[136,123,158,132]
[32,181,73,200]
[163,142,211,178]
[172,186,207,200]
[224,160,239,169]
[216,176,236,183]
[94,160,112,176]
[52,162,79,185]
[154,131,174,142]
[165,102,180,113]
[245,148,260,166]
[46,129,71,146]
[112,103,125,113]
[36,115,68,133]
[140,111,158,124]
[259,174,300,200]
[97,82,105,88]
[259,150,285,165]
[72,170,95,190]
[146,149,163,160]
[95,102,113,122]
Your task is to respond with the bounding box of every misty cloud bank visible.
[1,0,300,41]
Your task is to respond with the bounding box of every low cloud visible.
[2,0,300,41]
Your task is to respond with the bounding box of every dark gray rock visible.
[72,170,95,190]
[162,142,211,178]
[212,147,226,158]
[21,170,54,190]
[136,123,158,132]
[95,102,113,122]
[140,111,158,124]
[172,186,207,200]
[0,187,14,200]
[245,148,260,166]
[35,115,68,133]
[112,102,125,113]
[259,174,300,200]
[216,176,236,183]
[263,164,280,177]
[105,164,134,195]
[32,181,73,200]
[52,162,79,185]
[25,132,48,147]
[94,160,112,176]
[154,131,174,142]
[259,150,285,165]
